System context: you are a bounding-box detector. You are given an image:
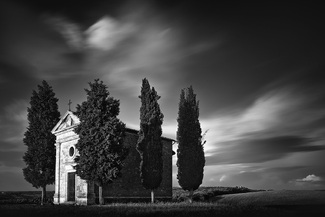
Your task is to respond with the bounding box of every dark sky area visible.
[0,0,324,191]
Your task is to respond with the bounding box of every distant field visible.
[173,186,261,202]
[214,190,325,216]
[214,190,325,206]
[0,191,54,204]
[0,188,324,217]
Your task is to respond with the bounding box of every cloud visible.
[219,175,227,182]
[7,3,187,92]
[292,174,325,189]
[0,1,90,80]
[44,15,85,51]
[209,165,316,190]
[79,9,186,98]
[79,2,221,98]
[21,8,111,81]
[205,136,325,165]
[296,174,322,182]
[171,72,325,189]
[2,0,221,93]
[219,171,262,186]
[85,16,136,51]
[199,82,325,163]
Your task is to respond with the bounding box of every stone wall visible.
[102,132,173,199]
[54,130,78,204]
[53,112,173,204]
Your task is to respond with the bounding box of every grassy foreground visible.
[0,202,291,217]
[0,186,257,204]
[1,188,324,217]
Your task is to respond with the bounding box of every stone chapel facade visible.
[52,110,174,205]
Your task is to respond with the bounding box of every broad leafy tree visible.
[23,80,60,205]
[137,78,164,203]
[176,86,205,203]
[74,79,128,205]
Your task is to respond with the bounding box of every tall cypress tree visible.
[176,86,205,203]
[74,79,128,205]
[23,80,60,205]
[137,78,164,203]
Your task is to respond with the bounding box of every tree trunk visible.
[188,189,193,203]
[41,186,46,205]
[151,190,155,203]
[99,186,104,205]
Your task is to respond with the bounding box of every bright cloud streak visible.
[201,85,325,155]
[86,16,136,51]
[94,19,182,97]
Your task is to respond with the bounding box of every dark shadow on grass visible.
[266,204,325,211]
[263,205,325,217]
[207,195,224,203]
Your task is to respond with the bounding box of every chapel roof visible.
[52,110,175,142]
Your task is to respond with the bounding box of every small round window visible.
[69,147,75,157]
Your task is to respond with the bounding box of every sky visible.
[0,0,324,191]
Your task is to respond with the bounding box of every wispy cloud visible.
[44,15,85,51]
[42,3,220,96]
[200,83,325,161]
[31,9,185,94]
[205,136,325,165]
[92,16,184,97]
[1,0,222,99]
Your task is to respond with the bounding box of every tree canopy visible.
[74,79,127,204]
[137,78,164,202]
[23,80,60,204]
[176,86,205,201]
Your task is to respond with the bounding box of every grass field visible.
[214,190,325,206]
[0,186,257,204]
[0,188,324,217]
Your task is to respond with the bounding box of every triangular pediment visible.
[51,110,80,134]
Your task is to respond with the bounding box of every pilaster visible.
[53,142,61,204]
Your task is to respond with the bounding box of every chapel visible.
[51,110,174,205]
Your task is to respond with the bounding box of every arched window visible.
[69,146,75,157]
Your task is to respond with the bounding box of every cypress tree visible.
[74,79,128,205]
[137,78,164,203]
[23,80,60,205]
[176,86,205,203]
